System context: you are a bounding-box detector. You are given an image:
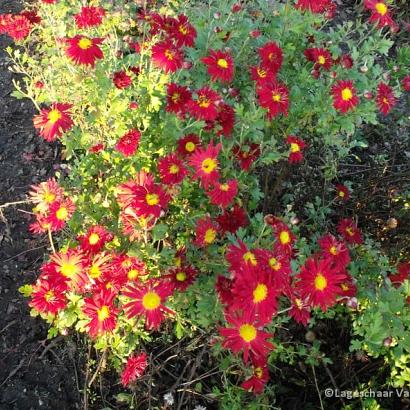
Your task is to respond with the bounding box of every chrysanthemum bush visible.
[2,0,410,403]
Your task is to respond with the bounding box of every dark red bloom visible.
[388,262,410,288]
[177,134,200,157]
[151,40,184,73]
[232,143,261,171]
[364,0,397,29]
[30,277,67,315]
[258,42,283,74]
[207,179,238,208]
[74,6,105,28]
[376,82,397,115]
[158,153,188,185]
[166,83,192,116]
[165,265,198,292]
[305,47,333,71]
[113,71,132,89]
[115,129,141,157]
[241,357,269,395]
[188,87,222,121]
[335,184,350,201]
[201,49,235,83]
[216,205,249,235]
[65,36,103,67]
[78,225,113,254]
[170,14,197,47]
[286,136,306,164]
[121,353,148,387]
[318,234,350,270]
[257,81,289,119]
[189,141,221,188]
[337,218,363,245]
[402,75,410,92]
[331,80,359,113]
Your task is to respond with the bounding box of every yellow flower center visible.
[164,49,174,60]
[44,290,54,302]
[239,324,257,343]
[272,93,281,102]
[47,109,62,124]
[174,256,182,267]
[346,227,354,236]
[341,283,349,291]
[198,95,211,108]
[88,233,100,245]
[253,283,268,303]
[146,193,159,206]
[169,164,179,174]
[329,246,338,256]
[43,191,56,203]
[279,231,290,245]
[382,97,389,104]
[127,269,139,280]
[121,259,132,268]
[179,25,188,35]
[78,37,92,50]
[90,264,102,278]
[243,251,257,266]
[341,88,353,101]
[314,273,328,291]
[257,68,267,78]
[56,207,68,220]
[290,143,300,153]
[338,190,345,198]
[255,367,263,378]
[204,228,217,244]
[142,291,161,310]
[60,263,77,278]
[176,272,187,281]
[201,158,217,173]
[295,298,303,309]
[219,183,229,192]
[185,141,196,152]
[375,2,387,16]
[97,305,110,321]
[217,58,228,69]
[171,92,180,103]
[269,257,281,271]
[318,55,326,65]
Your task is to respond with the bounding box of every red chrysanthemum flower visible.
[177,133,200,157]
[193,216,219,247]
[215,275,234,305]
[115,129,141,157]
[29,178,64,213]
[318,234,350,270]
[389,262,410,288]
[46,198,76,231]
[165,265,198,292]
[201,49,235,83]
[89,143,105,153]
[216,205,249,235]
[257,80,289,119]
[85,253,114,288]
[335,183,350,201]
[207,179,238,208]
[338,275,357,299]
[170,14,197,47]
[116,172,155,209]
[254,249,291,292]
[78,225,113,255]
[304,47,333,71]
[273,222,295,256]
[340,54,354,69]
[122,280,174,330]
[226,240,259,274]
[297,257,346,311]
[166,83,192,116]
[376,82,397,115]
[158,153,188,185]
[65,36,103,67]
[258,42,283,74]
[83,289,119,338]
[130,181,171,219]
[113,71,132,89]
[364,0,396,29]
[331,80,359,113]
[33,103,74,142]
[188,87,222,121]
[232,265,278,323]
[151,40,184,73]
[20,10,41,25]
[219,311,274,362]
[286,136,306,164]
[232,143,261,171]
[250,65,276,85]
[30,277,67,315]
[121,352,148,387]
[112,253,146,284]
[188,141,221,188]
[402,75,410,92]
[241,357,269,395]
[207,102,236,137]
[287,293,311,326]
[0,14,31,41]
[74,6,105,28]
[49,249,88,291]
[295,0,333,14]
[337,218,363,245]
